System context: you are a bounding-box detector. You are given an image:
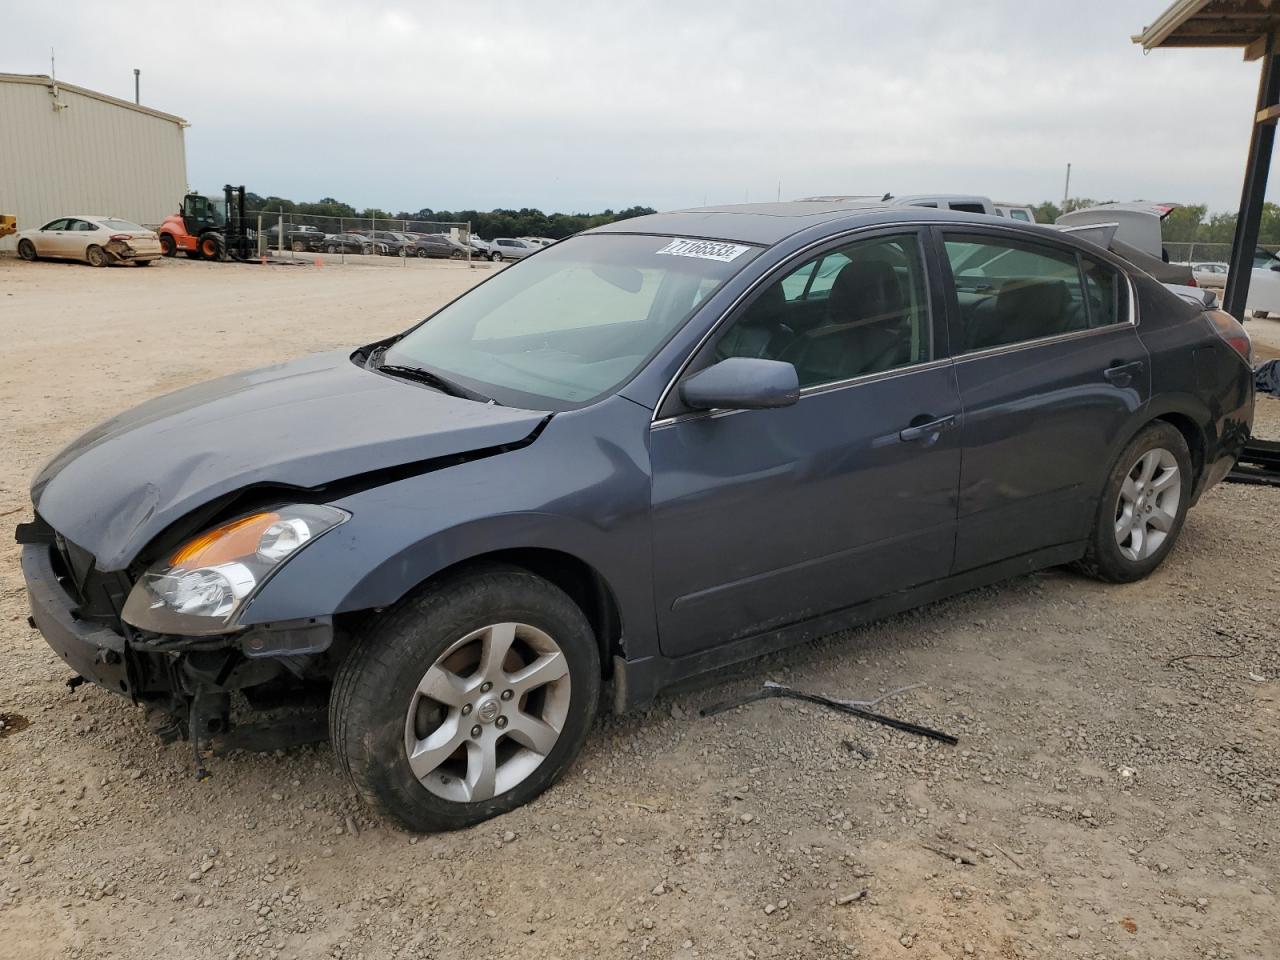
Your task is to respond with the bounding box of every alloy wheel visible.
[404,622,571,803]
[1114,447,1180,562]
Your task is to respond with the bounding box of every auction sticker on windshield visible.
[656,238,752,262]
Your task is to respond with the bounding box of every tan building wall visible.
[0,74,188,250]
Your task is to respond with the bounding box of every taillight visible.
[1187,276,1198,287]
[1207,309,1253,364]
[109,233,132,241]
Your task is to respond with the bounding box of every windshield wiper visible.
[373,359,495,404]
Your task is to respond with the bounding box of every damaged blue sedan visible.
[19,201,1254,831]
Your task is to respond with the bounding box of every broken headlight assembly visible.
[122,505,349,636]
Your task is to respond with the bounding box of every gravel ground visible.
[0,255,1277,960]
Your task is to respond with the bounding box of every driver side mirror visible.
[679,357,800,411]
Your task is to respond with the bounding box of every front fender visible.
[236,396,660,659]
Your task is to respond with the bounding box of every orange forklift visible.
[158,185,254,261]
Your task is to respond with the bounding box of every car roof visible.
[587,201,1014,246]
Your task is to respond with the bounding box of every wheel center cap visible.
[476,697,501,724]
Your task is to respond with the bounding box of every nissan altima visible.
[18,201,1254,831]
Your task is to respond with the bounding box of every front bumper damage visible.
[20,536,338,770]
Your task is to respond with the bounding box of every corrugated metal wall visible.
[0,77,187,250]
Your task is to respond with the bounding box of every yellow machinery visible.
[0,215,15,240]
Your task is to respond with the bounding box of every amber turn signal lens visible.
[168,512,281,568]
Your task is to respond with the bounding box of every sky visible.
[6,1,1273,215]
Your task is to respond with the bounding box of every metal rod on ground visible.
[700,681,957,745]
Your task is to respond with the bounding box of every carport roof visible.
[1134,0,1280,52]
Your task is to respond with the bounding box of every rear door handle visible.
[1103,360,1144,386]
[899,414,957,443]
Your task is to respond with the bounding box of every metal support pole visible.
[133,68,140,105]
[1225,33,1280,321]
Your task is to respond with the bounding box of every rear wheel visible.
[159,233,177,257]
[361,243,373,255]
[326,244,338,254]
[291,239,305,253]
[86,245,109,268]
[416,248,429,259]
[1078,422,1192,583]
[330,566,600,832]
[17,239,37,261]
[450,249,463,260]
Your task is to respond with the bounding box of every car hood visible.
[32,350,548,570]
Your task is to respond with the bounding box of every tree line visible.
[1033,198,1280,247]
[245,193,656,239]
[245,190,1280,248]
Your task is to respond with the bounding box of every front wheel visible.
[326,244,338,254]
[291,239,306,253]
[331,567,600,832]
[490,252,502,262]
[17,239,37,261]
[416,248,429,259]
[1078,422,1192,583]
[159,234,177,257]
[361,243,373,255]
[198,235,223,260]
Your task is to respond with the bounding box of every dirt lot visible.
[0,255,1277,960]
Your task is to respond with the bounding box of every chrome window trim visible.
[650,220,941,424]
[650,221,1139,427]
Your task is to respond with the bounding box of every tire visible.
[490,252,503,262]
[1077,421,1193,583]
[17,239,37,262]
[331,566,601,832]
[199,235,223,260]
[450,249,463,260]
[1254,311,1270,320]
[326,244,338,254]
[159,234,177,257]
[291,239,305,253]
[361,243,373,256]
[416,248,429,259]
[86,245,109,268]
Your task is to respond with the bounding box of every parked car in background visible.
[323,233,383,255]
[264,224,327,253]
[519,236,555,247]
[468,236,492,258]
[1190,261,1228,289]
[365,230,411,257]
[490,237,539,260]
[16,215,163,267]
[801,194,998,216]
[404,233,457,259]
[19,201,1254,833]
[993,202,1037,223]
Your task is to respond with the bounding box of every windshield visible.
[384,233,760,410]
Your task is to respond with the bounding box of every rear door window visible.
[943,234,1091,351]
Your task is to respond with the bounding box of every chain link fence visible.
[247,212,488,267]
[1164,241,1280,265]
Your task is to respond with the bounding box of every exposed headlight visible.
[122,504,348,636]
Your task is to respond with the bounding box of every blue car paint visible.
[23,203,1255,713]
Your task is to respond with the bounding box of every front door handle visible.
[1103,360,1144,387]
[899,414,957,443]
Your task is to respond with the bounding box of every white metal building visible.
[0,73,188,250]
